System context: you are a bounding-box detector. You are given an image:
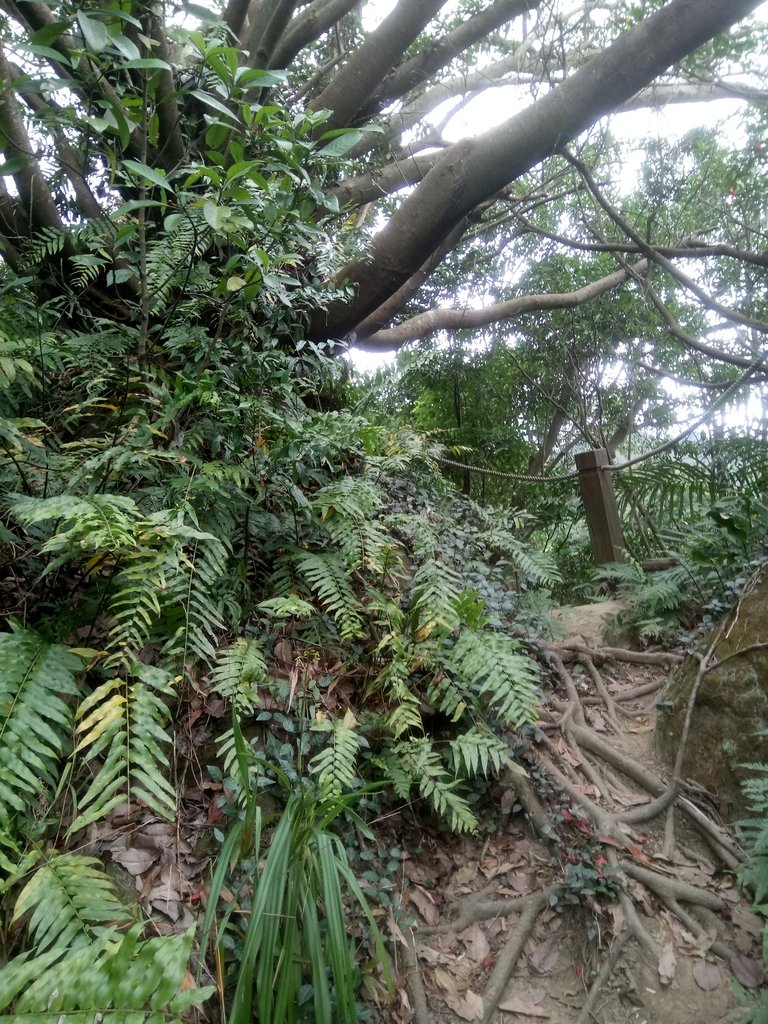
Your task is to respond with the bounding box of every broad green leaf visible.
[76,11,108,52]
[120,58,172,71]
[122,159,173,192]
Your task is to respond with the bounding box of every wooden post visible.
[575,448,625,564]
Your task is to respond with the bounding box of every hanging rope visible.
[438,356,764,485]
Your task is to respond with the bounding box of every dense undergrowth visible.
[1,18,767,1024]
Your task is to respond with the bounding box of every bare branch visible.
[354,260,649,351]
[327,151,441,208]
[269,0,361,71]
[308,0,446,132]
[0,40,63,237]
[242,0,300,68]
[357,0,540,120]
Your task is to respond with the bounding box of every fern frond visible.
[408,561,463,640]
[452,630,540,729]
[425,668,470,722]
[0,924,212,1020]
[10,494,141,562]
[385,737,477,833]
[13,853,136,952]
[210,639,267,711]
[308,710,361,795]
[161,530,229,668]
[450,726,508,777]
[504,537,562,586]
[292,550,364,640]
[0,627,81,823]
[69,664,176,833]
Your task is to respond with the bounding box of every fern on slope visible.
[210,639,268,711]
[291,550,365,640]
[11,852,136,952]
[308,710,362,796]
[0,627,82,845]
[383,736,477,834]
[0,924,212,1023]
[69,663,176,834]
[408,561,464,640]
[451,630,540,729]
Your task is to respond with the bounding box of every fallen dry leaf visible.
[508,871,534,894]
[658,942,676,985]
[528,936,560,975]
[732,906,765,938]
[692,960,721,991]
[111,846,155,876]
[410,885,440,926]
[433,968,460,999]
[730,953,764,989]
[458,923,490,962]
[498,993,550,1018]
[444,989,484,1021]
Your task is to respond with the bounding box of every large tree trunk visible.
[310,0,762,342]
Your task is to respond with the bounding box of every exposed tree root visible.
[401,641,751,1024]
[574,928,629,1024]
[555,643,684,667]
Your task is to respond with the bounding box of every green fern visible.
[308,711,362,795]
[160,529,230,668]
[291,550,365,640]
[69,663,176,833]
[0,626,82,825]
[451,629,540,729]
[12,852,136,952]
[450,725,509,777]
[210,639,267,711]
[384,737,478,833]
[0,924,212,1022]
[408,561,464,640]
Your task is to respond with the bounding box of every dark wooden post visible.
[575,448,625,564]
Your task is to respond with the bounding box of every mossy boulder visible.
[656,567,768,817]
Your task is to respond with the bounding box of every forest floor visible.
[381,604,763,1024]
[85,604,765,1023]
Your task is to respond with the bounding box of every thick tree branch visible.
[0,41,63,238]
[327,151,441,208]
[269,0,361,71]
[356,0,540,122]
[310,0,764,341]
[243,0,300,68]
[145,4,186,171]
[224,0,252,40]
[11,77,103,222]
[308,0,446,132]
[354,260,648,351]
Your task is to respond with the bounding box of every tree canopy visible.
[1,0,767,359]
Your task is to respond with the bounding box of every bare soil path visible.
[382,607,763,1024]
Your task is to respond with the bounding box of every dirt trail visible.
[383,605,762,1024]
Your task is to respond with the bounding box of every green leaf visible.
[203,202,228,231]
[190,89,240,123]
[120,58,172,71]
[122,159,173,193]
[76,11,108,52]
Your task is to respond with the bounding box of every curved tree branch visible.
[356,0,540,122]
[354,259,649,351]
[308,0,446,132]
[310,0,764,341]
[0,41,63,238]
[269,0,361,71]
